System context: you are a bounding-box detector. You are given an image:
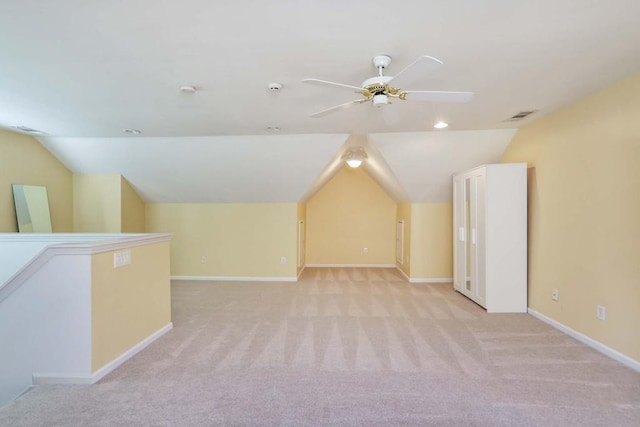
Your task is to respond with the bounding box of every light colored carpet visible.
[1,267,639,426]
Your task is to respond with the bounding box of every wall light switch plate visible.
[552,289,559,301]
[597,305,606,320]
[114,250,132,268]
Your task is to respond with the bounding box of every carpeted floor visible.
[1,267,639,426]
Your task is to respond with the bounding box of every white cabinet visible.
[453,163,527,313]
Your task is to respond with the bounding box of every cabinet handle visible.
[458,227,465,241]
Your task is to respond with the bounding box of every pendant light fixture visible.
[342,148,368,168]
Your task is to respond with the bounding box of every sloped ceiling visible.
[38,135,349,202]
[4,1,640,203]
[370,130,517,202]
[39,130,515,203]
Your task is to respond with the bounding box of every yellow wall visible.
[121,177,145,232]
[410,203,454,280]
[396,202,412,276]
[501,73,640,362]
[0,129,73,232]
[91,241,171,371]
[146,203,298,278]
[297,202,306,274]
[73,174,121,232]
[306,167,396,265]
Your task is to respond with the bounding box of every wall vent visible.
[13,125,47,135]
[504,111,537,122]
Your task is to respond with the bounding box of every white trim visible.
[393,265,453,284]
[396,220,404,265]
[171,275,297,282]
[396,266,410,282]
[296,266,306,281]
[91,322,174,383]
[528,308,640,373]
[409,277,454,284]
[304,264,396,268]
[0,233,171,253]
[1,233,172,303]
[32,322,174,385]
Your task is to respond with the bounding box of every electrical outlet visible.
[201,256,207,263]
[597,305,606,320]
[113,250,132,268]
[280,256,287,265]
[363,247,369,254]
[552,289,559,301]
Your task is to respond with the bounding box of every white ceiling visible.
[3,1,640,203]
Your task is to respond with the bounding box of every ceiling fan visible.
[302,54,473,118]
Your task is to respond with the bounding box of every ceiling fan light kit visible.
[373,94,389,107]
[302,53,473,119]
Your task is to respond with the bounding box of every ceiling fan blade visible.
[301,78,363,92]
[310,99,366,118]
[388,55,443,88]
[403,91,473,103]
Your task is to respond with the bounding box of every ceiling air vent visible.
[504,111,537,122]
[13,125,47,135]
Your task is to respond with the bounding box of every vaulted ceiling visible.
[2,1,639,202]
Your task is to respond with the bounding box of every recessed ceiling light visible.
[124,129,142,135]
[434,121,449,129]
[180,85,196,94]
[266,126,281,132]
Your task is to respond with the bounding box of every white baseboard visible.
[172,275,297,282]
[528,308,640,373]
[409,278,453,284]
[396,266,410,282]
[90,322,174,383]
[304,264,396,268]
[394,266,452,284]
[32,322,174,386]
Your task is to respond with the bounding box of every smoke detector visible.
[180,85,197,94]
[268,83,283,92]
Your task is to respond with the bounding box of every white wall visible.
[0,255,92,405]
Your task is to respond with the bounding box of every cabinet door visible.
[471,172,486,307]
[463,176,473,297]
[454,170,486,308]
[453,176,466,293]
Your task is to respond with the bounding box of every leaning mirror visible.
[12,184,53,233]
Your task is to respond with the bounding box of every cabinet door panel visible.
[452,177,465,293]
[474,173,486,306]
[465,177,475,297]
